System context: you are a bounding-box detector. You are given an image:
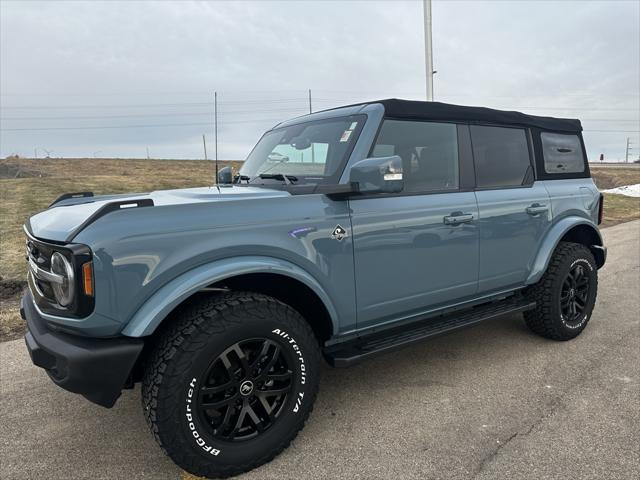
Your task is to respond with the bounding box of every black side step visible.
[325,297,536,367]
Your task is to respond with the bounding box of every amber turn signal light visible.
[82,262,94,296]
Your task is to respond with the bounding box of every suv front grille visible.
[25,237,57,302]
[23,228,95,318]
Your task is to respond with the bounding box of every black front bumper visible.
[21,290,144,408]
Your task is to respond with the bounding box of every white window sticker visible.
[339,130,352,142]
[349,122,358,130]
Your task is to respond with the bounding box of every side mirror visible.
[348,155,404,194]
[217,166,233,184]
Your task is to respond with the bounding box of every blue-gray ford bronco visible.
[21,99,606,478]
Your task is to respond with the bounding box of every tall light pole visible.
[214,91,219,181]
[423,0,434,101]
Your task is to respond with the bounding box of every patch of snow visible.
[601,184,640,197]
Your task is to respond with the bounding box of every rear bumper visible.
[21,290,144,408]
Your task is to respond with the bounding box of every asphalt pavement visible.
[1,220,639,480]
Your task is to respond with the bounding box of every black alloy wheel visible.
[142,292,321,479]
[524,242,598,341]
[197,339,293,441]
[559,262,591,326]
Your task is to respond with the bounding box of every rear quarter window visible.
[541,132,585,174]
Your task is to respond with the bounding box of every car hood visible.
[27,186,290,243]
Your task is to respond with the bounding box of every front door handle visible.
[526,204,548,216]
[443,213,474,225]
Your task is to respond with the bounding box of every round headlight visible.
[51,252,75,307]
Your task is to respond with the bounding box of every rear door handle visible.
[443,213,474,225]
[526,204,548,216]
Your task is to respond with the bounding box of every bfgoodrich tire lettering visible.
[142,292,321,478]
[524,242,598,340]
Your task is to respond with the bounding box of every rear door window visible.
[470,125,531,188]
[541,132,585,173]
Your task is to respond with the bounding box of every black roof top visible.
[351,99,582,133]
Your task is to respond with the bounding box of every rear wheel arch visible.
[527,218,604,285]
[560,223,605,268]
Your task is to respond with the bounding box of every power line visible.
[1,95,638,112]
[2,113,636,122]
[0,90,318,97]
[3,90,638,99]
[581,119,640,122]
[0,108,309,121]
[0,98,310,110]
[0,118,290,132]
[313,99,639,112]
[2,122,636,134]
[584,129,640,133]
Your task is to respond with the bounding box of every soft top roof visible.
[345,99,582,133]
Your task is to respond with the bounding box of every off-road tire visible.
[524,242,598,340]
[141,292,321,479]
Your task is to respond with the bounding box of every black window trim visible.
[468,122,536,191]
[532,128,591,180]
[240,113,368,187]
[358,117,474,199]
[362,117,540,199]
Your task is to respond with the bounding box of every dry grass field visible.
[0,156,241,340]
[0,158,638,340]
[590,165,640,227]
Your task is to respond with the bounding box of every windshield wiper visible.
[256,173,298,185]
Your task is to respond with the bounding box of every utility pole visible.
[423,0,434,101]
[625,137,632,163]
[309,89,315,163]
[202,134,208,161]
[146,146,150,160]
[214,91,219,182]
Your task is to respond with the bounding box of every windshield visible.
[240,115,365,184]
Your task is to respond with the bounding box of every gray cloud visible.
[1,0,638,161]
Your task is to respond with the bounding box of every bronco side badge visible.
[331,224,347,241]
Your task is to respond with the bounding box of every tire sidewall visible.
[550,251,597,335]
[167,306,317,468]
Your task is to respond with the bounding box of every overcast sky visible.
[1,0,638,161]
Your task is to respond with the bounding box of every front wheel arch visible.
[121,256,339,338]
